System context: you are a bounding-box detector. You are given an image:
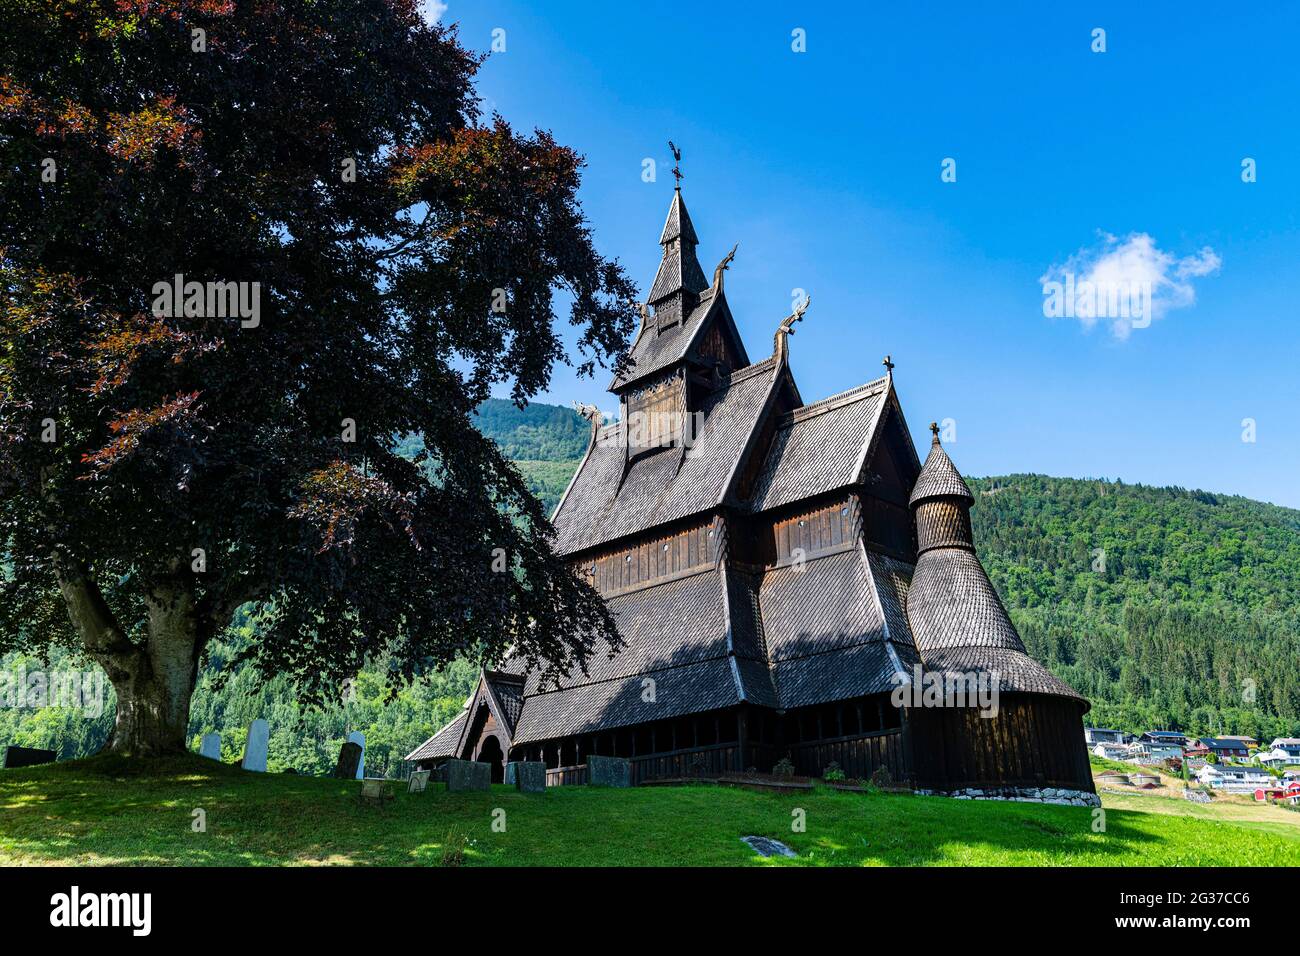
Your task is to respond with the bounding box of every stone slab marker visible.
[587,754,631,787]
[507,761,546,793]
[241,719,269,772]
[333,741,363,779]
[444,758,491,792]
[199,732,221,760]
[347,730,366,779]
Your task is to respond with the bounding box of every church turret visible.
[903,423,1096,799]
[910,423,977,557]
[906,423,1029,653]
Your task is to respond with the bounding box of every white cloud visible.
[1040,232,1221,340]
[419,0,448,25]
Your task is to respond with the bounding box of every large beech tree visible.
[0,0,635,754]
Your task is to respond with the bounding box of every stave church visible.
[407,181,1096,802]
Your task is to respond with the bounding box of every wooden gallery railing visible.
[544,744,744,787]
[786,728,906,781]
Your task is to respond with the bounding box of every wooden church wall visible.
[907,696,1094,792]
[758,495,860,567]
[577,517,720,596]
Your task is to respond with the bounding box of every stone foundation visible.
[916,785,1101,807]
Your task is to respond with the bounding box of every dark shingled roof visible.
[772,639,920,711]
[909,437,973,505]
[404,709,468,762]
[535,570,729,688]
[513,658,740,745]
[908,548,1026,653]
[922,646,1085,703]
[758,546,920,710]
[555,358,778,554]
[748,377,890,512]
[484,672,526,734]
[659,188,699,245]
[609,290,716,391]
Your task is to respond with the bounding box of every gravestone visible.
[333,741,363,780]
[587,754,631,787]
[241,719,269,772]
[444,758,490,792]
[199,732,221,760]
[741,835,797,858]
[507,761,546,793]
[347,730,366,779]
[407,769,431,793]
[3,746,56,769]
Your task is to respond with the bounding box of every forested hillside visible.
[970,475,1300,742]
[4,400,1297,772]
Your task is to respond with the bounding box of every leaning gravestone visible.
[587,754,631,788]
[506,761,546,793]
[199,732,221,760]
[444,758,491,792]
[241,719,269,773]
[333,741,363,780]
[347,730,366,779]
[3,746,56,769]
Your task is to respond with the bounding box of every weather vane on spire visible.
[668,140,683,189]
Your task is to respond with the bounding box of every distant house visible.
[1140,730,1188,748]
[1256,739,1300,769]
[1127,742,1182,765]
[1196,764,1271,792]
[1085,727,1127,747]
[1218,734,1259,751]
[1093,742,1131,761]
[1197,737,1252,760]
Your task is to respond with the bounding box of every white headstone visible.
[347,730,366,779]
[199,732,221,760]
[241,719,269,772]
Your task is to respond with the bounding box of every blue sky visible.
[437,1,1300,508]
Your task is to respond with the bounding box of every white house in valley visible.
[1196,764,1272,792]
[1256,739,1300,769]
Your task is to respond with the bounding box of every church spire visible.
[647,144,708,312]
[647,188,709,305]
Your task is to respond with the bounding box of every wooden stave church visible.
[407,186,1095,797]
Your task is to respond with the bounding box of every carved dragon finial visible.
[574,402,603,444]
[631,297,651,332]
[773,294,811,361]
[712,243,738,293]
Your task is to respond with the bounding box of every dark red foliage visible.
[0,0,635,707]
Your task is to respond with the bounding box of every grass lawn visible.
[2,755,1298,866]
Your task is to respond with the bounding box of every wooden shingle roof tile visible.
[748,377,889,512]
[554,357,779,554]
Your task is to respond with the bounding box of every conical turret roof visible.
[909,428,973,507]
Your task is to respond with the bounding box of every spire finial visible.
[883,354,895,376]
[668,140,683,190]
[929,421,941,444]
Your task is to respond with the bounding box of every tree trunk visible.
[101,587,204,756]
[52,552,207,757]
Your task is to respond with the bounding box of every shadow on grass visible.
[1,756,1290,867]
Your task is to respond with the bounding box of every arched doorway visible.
[477,735,505,783]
